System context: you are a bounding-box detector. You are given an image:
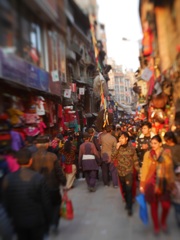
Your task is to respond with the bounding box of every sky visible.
[97,0,143,71]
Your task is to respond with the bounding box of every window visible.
[0,0,15,49]
[120,86,124,93]
[48,30,59,71]
[0,0,44,67]
[120,77,124,83]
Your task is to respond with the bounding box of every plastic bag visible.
[136,193,149,225]
[60,190,74,220]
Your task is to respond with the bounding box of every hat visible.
[36,135,50,144]
[175,166,180,174]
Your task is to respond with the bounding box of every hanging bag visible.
[136,193,149,225]
[60,190,74,220]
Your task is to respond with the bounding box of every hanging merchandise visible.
[58,104,63,118]
[141,67,153,81]
[71,83,77,93]
[79,87,85,95]
[7,108,24,126]
[153,81,162,95]
[137,80,148,104]
[37,117,47,135]
[64,89,71,98]
[142,21,153,57]
[24,113,39,124]
[24,125,40,137]
[36,96,45,116]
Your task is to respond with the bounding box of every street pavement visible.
[50,177,179,240]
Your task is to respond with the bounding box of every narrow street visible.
[50,178,179,240]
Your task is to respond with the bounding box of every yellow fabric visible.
[140,149,175,190]
[7,108,24,125]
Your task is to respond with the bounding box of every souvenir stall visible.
[134,50,180,143]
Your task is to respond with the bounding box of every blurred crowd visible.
[0,119,180,239]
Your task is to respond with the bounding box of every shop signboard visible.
[26,63,49,92]
[0,48,50,93]
[0,49,27,85]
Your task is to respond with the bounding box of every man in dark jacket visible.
[32,135,66,233]
[2,148,51,240]
[136,121,154,167]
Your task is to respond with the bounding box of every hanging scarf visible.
[150,149,167,195]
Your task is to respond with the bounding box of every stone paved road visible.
[50,178,179,240]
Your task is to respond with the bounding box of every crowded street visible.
[1,0,180,240]
[50,177,180,240]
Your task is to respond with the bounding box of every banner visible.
[51,70,59,82]
[79,88,85,95]
[64,89,71,98]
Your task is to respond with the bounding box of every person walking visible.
[2,148,51,240]
[112,132,139,216]
[163,131,180,168]
[60,137,77,190]
[78,132,100,192]
[100,125,118,187]
[140,135,174,235]
[0,203,13,240]
[31,135,66,234]
[136,121,155,167]
[171,166,180,228]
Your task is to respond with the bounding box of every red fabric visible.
[58,105,63,118]
[150,201,171,231]
[64,164,73,174]
[51,139,59,149]
[142,28,153,56]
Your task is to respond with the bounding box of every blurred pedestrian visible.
[171,166,180,228]
[32,135,66,234]
[60,137,77,190]
[112,132,139,216]
[100,125,118,187]
[79,132,100,192]
[164,131,180,168]
[2,148,51,240]
[136,121,154,167]
[140,135,174,235]
[0,203,13,240]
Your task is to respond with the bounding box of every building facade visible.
[0,0,98,134]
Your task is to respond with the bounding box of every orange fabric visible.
[140,149,174,191]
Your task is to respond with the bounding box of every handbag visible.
[136,193,149,225]
[60,190,74,220]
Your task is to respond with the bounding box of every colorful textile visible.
[112,144,139,177]
[140,148,175,203]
